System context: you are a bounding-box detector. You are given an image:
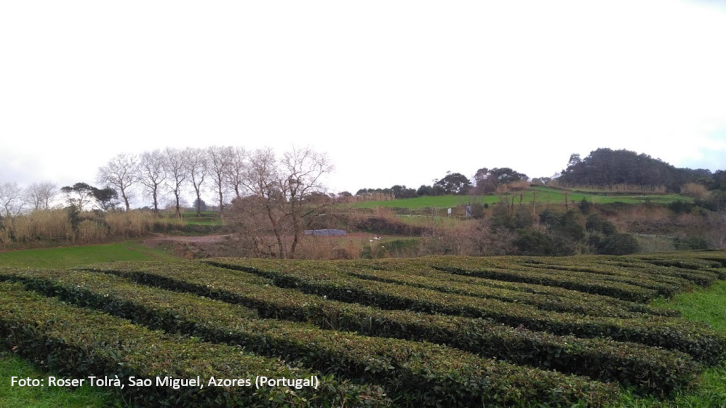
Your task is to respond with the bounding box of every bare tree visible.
[97,153,138,211]
[184,147,208,216]
[138,149,167,215]
[241,147,285,256]
[228,146,333,259]
[280,146,333,257]
[163,147,187,218]
[207,145,233,213]
[0,182,24,217]
[24,181,57,211]
[226,146,248,199]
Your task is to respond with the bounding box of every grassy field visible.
[620,279,726,407]
[0,241,178,268]
[2,244,726,406]
[0,242,178,408]
[179,211,223,226]
[350,186,690,209]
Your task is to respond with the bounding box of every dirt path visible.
[143,233,231,246]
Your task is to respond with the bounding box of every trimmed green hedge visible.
[0,282,390,408]
[0,269,621,406]
[347,269,667,318]
[75,262,725,369]
[204,258,726,364]
[343,258,679,317]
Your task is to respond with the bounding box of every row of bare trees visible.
[94,146,285,216]
[94,145,334,258]
[222,147,333,259]
[0,181,58,218]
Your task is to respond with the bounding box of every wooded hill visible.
[557,148,718,192]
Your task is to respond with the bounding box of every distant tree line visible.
[356,168,530,199]
[557,148,715,192]
[357,148,726,200]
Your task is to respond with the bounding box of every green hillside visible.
[350,186,690,209]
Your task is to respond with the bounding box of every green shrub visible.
[513,230,553,256]
[669,200,694,214]
[599,234,641,255]
[674,236,709,250]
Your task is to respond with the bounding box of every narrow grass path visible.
[617,279,726,407]
[0,353,124,408]
[0,242,176,408]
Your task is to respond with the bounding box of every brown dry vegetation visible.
[0,209,184,249]
[549,181,668,194]
[680,182,710,199]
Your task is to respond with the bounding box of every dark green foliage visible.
[579,198,592,213]
[492,205,532,230]
[670,200,694,214]
[601,220,618,235]
[434,173,471,195]
[389,185,417,199]
[598,233,641,255]
[513,230,553,256]
[558,148,706,192]
[61,182,119,210]
[473,167,528,194]
[586,214,603,232]
[674,237,709,250]
[93,187,119,211]
[539,210,584,240]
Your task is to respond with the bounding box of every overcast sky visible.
[2,0,725,206]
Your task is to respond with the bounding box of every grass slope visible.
[619,279,726,407]
[0,241,177,269]
[350,186,689,209]
[0,242,177,408]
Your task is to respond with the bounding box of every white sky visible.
[2,0,726,206]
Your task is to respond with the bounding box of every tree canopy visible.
[557,148,709,192]
[434,172,471,195]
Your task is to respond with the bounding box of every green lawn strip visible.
[79,261,724,369]
[0,241,177,269]
[348,187,689,209]
[614,366,726,408]
[650,280,726,335]
[613,268,726,406]
[0,282,390,408]
[0,269,622,406]
[0,352,122,408]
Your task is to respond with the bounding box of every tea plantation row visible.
[1,251,725,407]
